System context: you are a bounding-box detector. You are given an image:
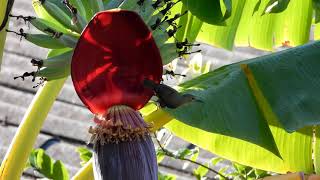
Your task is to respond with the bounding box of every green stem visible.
[71,159,94,180]
[0,78,66,179]
[0,24,7,71]
[0,0,10,71]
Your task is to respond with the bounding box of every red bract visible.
[71,10,163,115]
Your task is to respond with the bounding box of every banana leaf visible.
[179,0,315,50]
[161,40,320,173]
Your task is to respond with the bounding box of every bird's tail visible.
[143,79,157,90]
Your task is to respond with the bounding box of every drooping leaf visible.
[166,121,313,174]
[159,41,320,173]
[165,66,280,156]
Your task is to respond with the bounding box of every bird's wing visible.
[155,84,179,98]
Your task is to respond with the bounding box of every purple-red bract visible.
[71,10,163,115]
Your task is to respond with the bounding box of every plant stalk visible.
[0,78,66,179]
[0,23,7,71]
[0,0,11,71]
[71,159,94,180]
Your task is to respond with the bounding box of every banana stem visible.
[0,24,7,71]
[71,108,173,180]
[0,0,10,72]
[71,159,94,180]
[0,78,66,179]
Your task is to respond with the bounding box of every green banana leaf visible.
[167,121,313,174]
[180,0,315,50]
[162,41,320,173]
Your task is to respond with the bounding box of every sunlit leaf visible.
[181,0,225,25]
[254,168,271,178]
[235,0,312,50]
[76,147,93,166]
[166,121,313,173]
[161,41,320,173]
[197,0,246,50]
[211,157,224,166]
[156,149,166,163]
[193,162,209,179]
[158,172,176,180]
[218,166,228,177]
[35,149,54,177]
[316,23,320,40]
[174,148,192,159]
[53,160,69,180]
[190,147,199,162]
[28,149,69,180]
[193,0,313,50]
[172,2,203,43]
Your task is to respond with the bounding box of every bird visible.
[143,79,202,109]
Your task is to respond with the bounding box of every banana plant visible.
[1,0,320,179]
